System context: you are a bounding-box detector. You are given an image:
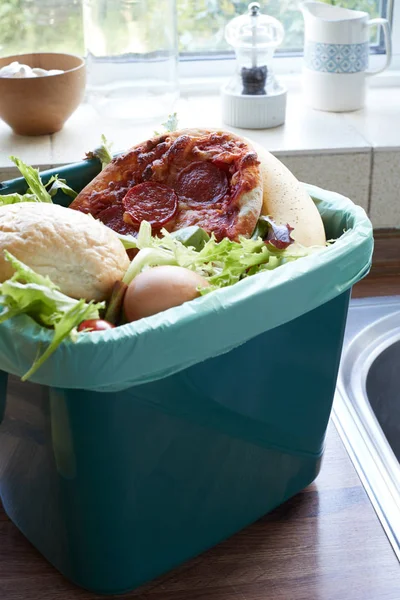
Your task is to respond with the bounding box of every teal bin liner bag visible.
[0,177,372,393]
[0,163,373,594]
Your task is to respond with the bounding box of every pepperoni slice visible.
[175,161,228,204]
[96,204,137,236]
[123,182,178,228]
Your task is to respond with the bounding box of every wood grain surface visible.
[0,422,398,600]
[353,229,400,298]
[0,230,399,600]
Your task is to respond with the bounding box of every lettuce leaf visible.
[0,252,104,380]
[1,157,77,205]
[0,192,39,206]
[153,112,179,136]
[122,221,322,291]
[251,216,294,249]
[4,250,59,289]
[116,232,138,250]
[170,226,210,251]
[123,247,178,284]
[21,300,101,382]
[10,156,52,203]
[86,134,113,170]
[46,175,78,199]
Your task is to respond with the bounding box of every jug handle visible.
[366,18,392,76]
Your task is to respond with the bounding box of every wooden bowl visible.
[0,53,86,136]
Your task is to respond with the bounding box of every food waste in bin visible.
[0,123,329,381]
[0,117,373,596]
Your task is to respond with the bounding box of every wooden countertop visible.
[0,234,399,600]
[0,421,399,600]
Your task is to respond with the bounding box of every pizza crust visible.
[250,141,326,247]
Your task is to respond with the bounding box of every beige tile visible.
[370,150,400,228]
[276,152,372,211]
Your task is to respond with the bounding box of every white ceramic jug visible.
[301,0,392,112]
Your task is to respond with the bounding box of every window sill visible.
[0,84,399,229]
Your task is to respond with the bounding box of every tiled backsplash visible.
[370,151,400,228]
[280,149,400,229]
[279,152,372,213]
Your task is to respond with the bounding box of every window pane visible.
[0,0,387,60]
[177,0,384,55]
[0,0,84,57]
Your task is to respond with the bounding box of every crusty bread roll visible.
[0,203,130,301]
[251,141,326,247]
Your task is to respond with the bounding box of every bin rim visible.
[0,181,373,390]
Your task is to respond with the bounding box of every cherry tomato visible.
[77,319,115,333]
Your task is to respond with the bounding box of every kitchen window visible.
[0,0,398,76]
[178,0,391,55]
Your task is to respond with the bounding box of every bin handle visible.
[0,371,8,425]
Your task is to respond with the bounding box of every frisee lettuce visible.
[0,251,104,380]
[122,221,322,292]
[116,232,138,250]
[0,157,78,206]
[21,300,101,382]
[46,175,78,199]
[0,192,39,206]
[10,156,52,203]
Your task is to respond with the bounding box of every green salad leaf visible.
[122,221,322,292]
[10,156,52,203]
[0,192,39,206]
[153,112,179,136]
[170,226,210,251]
[46,175,78,199]
[86,134,113,170]
[0,157,78,206]
[0,251,104,380]
[116,232,138,250]
[3,250,59,290]
[21,300,101,382]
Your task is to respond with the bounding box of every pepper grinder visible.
[221,2,286,129]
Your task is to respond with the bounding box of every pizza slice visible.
[69,128,264,242]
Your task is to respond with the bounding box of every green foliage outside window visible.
[0,0,381,58]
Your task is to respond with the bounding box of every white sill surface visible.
[0,85,399,172]
[0,85,399,229]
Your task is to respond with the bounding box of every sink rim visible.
[333,295,400,562]
[340,311,400,492]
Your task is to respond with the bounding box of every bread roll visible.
[250,142,326,247]
[0,202,130,301]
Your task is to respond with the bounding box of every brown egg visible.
[123,265,210,322]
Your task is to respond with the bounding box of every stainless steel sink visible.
[333,295,400,560]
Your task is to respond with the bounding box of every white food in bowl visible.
[0,61,64,78]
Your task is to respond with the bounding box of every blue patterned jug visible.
[301,0,391,111]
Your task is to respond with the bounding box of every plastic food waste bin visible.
[0,159,373,594]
